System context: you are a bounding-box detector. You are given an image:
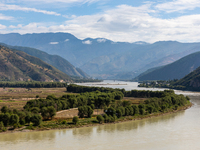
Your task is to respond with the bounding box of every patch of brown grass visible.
[0,87,75,110]
[122,97,147,104]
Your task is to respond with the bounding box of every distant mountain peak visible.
[133,41,149,45]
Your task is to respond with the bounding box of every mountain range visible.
[0,33,200,79]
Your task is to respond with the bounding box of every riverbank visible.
[0,101,192,134]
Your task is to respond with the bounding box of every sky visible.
[0,0,200,43]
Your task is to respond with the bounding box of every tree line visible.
[24,91,124,112]
[67,84,175,98]
[0,81,68,88]
[96,92,189,123]
[0,106,42,131]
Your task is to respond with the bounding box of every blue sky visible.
[0,0,200,43]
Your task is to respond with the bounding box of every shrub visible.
[96,115,104,123]
[72,116,79,125]
[61,120,67,124]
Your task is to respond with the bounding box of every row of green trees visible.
[67,84,175,98]
[0,106,42,130]
[0,81,68,88]
[95,92,189,123]
[24,91,124,113]
[67,84,125,94]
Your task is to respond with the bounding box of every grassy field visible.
[0,87,74,110]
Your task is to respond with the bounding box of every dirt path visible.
[55,108,104,119]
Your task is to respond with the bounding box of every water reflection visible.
[95,110,184,135]
[72,126,93,137]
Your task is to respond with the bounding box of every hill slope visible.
[0,43,89,78]
[0,45,72,82]
[134,51,200,81]
[174,66,200,90]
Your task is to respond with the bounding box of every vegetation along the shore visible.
[0,84,191,133]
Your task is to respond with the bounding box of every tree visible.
[1,106,9,114]
[31,114,42,126]
[0,114,3,122]
[25,113,31,125]
[78,106,85,118]
[72,116,79,125]
[132,105,139,115]
[41,107,49,120]
[78,106,93,118]
[147,105,154,114]
[87,106,93,118]
[97,115,104,123]
[2,113,10,126]
[139,109,145,115]
[47,106,56,119]
[10,114,19,127]
[106,107,116,117]
[125,107,130,116]
[19,118,25,125]
[90,104,95,109]
[116,109,122,118]
[103,114,110,123]
[30,107,40,114]
[0,121,5,131]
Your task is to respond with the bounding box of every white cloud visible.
[9,24,23,28]
[49,42,59,44]
[3,4,200,43]
[97,38,106,43]
[19,0,100,4]
[65,39,69,42]
[155,0,200,13]
[0,3,61,16]
[0,13,14,20]
[0,24,6,30]
[82,40,92,44]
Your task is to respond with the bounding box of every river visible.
[0,81,200,150]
